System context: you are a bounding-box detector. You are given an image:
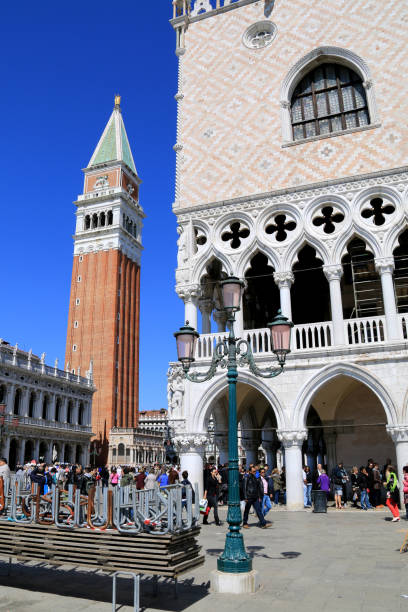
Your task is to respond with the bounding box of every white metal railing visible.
[344,316,386,345]
[399,313,408,340]
[194,314,400,361]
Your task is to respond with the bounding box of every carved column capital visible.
[375,257,395,275]
[274,271,294,289]
[323,264,343,282]
[277,429,307,448]
[386,425,408,443]
[174,434,208,453]
[176,284,201,303]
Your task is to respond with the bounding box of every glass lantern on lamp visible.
[268,310,293,365]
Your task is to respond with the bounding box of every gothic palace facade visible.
[167,0,408,508]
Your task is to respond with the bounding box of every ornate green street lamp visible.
[174,276,293,574]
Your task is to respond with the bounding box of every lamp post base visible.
[211,569,260,594]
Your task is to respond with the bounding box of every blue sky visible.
[0,1,182,410]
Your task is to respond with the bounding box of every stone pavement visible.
[1,506,408,612]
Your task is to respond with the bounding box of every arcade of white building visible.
[168,0,408,510]
[0,340,94,468]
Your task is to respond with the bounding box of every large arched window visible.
[291,63,369,141]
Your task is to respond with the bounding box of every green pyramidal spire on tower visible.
[88,95,137,174]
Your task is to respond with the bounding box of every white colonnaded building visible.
[167,0,408,509]
[0,340,94,468]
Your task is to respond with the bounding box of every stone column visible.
[17,439,25,465]
[323,265,346,345]
[199,298,213,334]
[277,430,307,511]
[274,271,294,321]
[2,436,10,461]
[21,388,30,417]
[325,430,337,473]
[33,439,40,461]
[262,441,279,470]
[175,435,207,499]
[33,390,43,419]
[61,397,68,423]
[375,258,401,341]
[387,425,408,506]
[178,286,200,331]
[215,435,229,465]
[234,295,244,338]
[72,400,80,425]
[48,396,57,422]
[213,310,228,333]
[6,384,15,415]
[241,439,260,467]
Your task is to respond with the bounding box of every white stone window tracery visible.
[360,196,396,228]
[221,221,250,249]
[265,213,297,242]
[312,205,345,235]
[243,21,277,50]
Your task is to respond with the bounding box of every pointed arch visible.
[334,227,381,263]
[191,248,231,285]
[236,241,280,279]
[293,362,399,430]
[191,370,288,433]
[283,236,329,270]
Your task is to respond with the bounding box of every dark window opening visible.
[243,252,280,330]
[291,63,369,141]
[292,245,330,324]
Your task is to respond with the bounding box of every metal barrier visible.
[0,477,199,535]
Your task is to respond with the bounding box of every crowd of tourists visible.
[201,458,408,527]
[0,455,407,525]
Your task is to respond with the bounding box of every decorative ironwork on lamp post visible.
[174,276,293,574]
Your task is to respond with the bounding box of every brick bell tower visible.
[65,96,144,461]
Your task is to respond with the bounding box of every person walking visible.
[242,465,271,529]
[350,466,360,508]
[371,463,382,508]
[403,465,408,520]
[259,467,272,517]
[384,465,400,521]
[202,466,221,526]
[180,470,195,509]
[110,467,119,487]
[145,469,158,490]
[357,467,373,510]
[332,462,347,509]
[271,468,282,506]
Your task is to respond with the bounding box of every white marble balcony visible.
[195,313,407,360]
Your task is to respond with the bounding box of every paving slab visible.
[0,508,407,611]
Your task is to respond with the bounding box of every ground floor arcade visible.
[171,357,408,509]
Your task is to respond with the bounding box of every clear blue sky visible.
[0,1,182,410]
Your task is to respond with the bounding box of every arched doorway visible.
[303,375,395,474]
[24,440,34,464]
[64,445,71,463]
[207,382,281,469]
[39,441,48,462]
[9,439,18,470]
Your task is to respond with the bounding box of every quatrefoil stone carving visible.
[265,214,297,242]
[361,197,395,226]
[221,222,250,249]
[312,206,344,234]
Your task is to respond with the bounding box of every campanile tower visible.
[65,96,144,457]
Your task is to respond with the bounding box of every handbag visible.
[199,498,208,514]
